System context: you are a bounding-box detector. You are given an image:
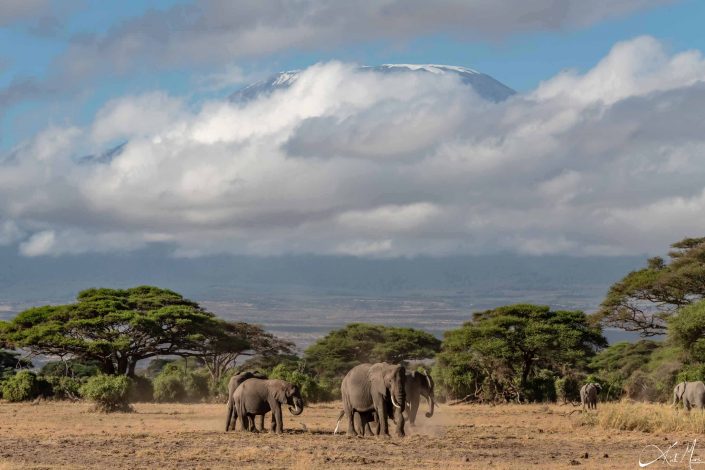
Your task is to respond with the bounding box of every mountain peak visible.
[230,63,515,103]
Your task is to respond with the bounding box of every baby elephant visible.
[580,382,602,410]
[233,378,304,433]
[673,381,705,411]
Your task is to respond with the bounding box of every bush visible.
[270,363,330,403]
[47,376,82,400]
[153,373,186,403]
[128,375,154,402]
[80,375,132,412]
[41,360,101,379]
[676,363,705,383]
[524,369,556,403]
[555,376,581,404]
[1,370,43,402]
[152,362,211,402]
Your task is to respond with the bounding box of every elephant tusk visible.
[391,395,401,409]
[293,403,299,413]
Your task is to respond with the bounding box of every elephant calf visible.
[233,378,304,433]
[673,381,705,411]
[580,382,601,410]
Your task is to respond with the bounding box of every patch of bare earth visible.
[0,401,688,469]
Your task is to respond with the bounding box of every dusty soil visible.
[0,400,688,469]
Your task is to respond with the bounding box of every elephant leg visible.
[226,400,238,431]
[373,396,389,437]
[394,406,405,438]
[258,414,265,432]
[272,403,284,433]
[408,397,419,426]
[354,412,364,436]
[345,403,357,436]
[270,413,276,433]
[237,405,249,432]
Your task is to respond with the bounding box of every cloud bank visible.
[2,36,705,258]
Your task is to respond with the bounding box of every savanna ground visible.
[0,400,698,469]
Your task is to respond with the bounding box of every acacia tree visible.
[182,320,294,383]
[596,237,705,336]
[0,286,287,378]
[436,304,606,402]
[303,323,441,387]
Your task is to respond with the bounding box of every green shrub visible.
[676,363,705,383]
[41,360,101,379]
[80,375,132,412]
[555,376,581,403]
[152,362,211,402]
[153,373,186,403]
[524,369,556,403]
[184,369,210,402]
[47,376,82,400]
[1,370,42,402]
[270,363,330,403]
[128,375,154,402]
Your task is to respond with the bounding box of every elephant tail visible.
[333,410,345,435]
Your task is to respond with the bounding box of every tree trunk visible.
[102,359,116,375]
[127,360,137,377]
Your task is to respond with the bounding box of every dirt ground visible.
[0,400,690,469]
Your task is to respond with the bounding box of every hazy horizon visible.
[0,247,648,348]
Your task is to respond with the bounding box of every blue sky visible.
[1,0,703,150]
[2,0,705,260]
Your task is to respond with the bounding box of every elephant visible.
[405,370,435,426]
[673,381,705,411]
[340,362,406,438]
[233,378,304,433]
[225,371,268,432]
[580,382,602,410]
[335,370,434,434]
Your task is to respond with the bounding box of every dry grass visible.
[0,400,696,469]
[578,401,705,433]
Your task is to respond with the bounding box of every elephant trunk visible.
[391,388,405,412]
[288,397,304,415]
[425,394,435,418]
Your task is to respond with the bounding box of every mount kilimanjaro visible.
[229,64,516,103]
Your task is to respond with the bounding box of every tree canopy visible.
[596,237,705,336]
[0,286,290,378]
[303,323,441,386]
[435,304,606,402]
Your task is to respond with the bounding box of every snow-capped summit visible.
[374,64,480,75]
[229,64,515,103]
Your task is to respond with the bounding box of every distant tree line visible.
[3,236,705,408]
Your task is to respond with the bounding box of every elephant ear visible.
[677,383,686,400]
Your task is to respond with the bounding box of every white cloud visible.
[3,36,705,258]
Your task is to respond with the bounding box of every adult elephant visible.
[340,362,406,438]
[405,370,435,426]
[234,378,304,433]
[225,371,267,431]
[580,382,602,410]
[673,381,705,411]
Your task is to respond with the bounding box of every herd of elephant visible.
[223,374,705,435]
[224,362,435,437]
[580,380,705,411]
